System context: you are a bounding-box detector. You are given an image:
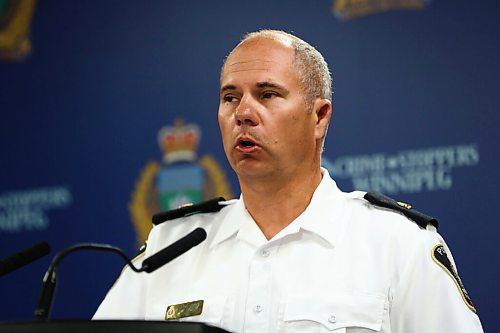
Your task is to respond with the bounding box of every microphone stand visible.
[34,243,142,321]
[34,227,206,321]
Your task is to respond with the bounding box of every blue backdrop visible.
[0,0,498,331]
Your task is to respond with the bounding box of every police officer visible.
[94,30,483,333]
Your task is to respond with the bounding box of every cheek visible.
[218,113,234,149]
[218,112,230,134]
[217,110,225,127]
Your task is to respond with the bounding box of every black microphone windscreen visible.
[142,228,207,273]
[0,242,51,277]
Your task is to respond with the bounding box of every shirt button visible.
[261,249,270,257]
[328,315,336,323]
[254,305,263,313]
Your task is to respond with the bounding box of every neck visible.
[239,166,323,240]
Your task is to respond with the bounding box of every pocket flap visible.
[283,292,385,331]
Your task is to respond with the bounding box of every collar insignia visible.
[397,201,412,209]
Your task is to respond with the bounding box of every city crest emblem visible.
[129,119,233,243]
[0,0,36,61]
[332,0,431,21]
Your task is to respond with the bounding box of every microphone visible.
[34,228,207,320]
[0,242,51,277]
[142,227,207,273]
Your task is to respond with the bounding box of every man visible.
[94,30,483,332]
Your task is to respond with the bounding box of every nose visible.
[235,98,259,126]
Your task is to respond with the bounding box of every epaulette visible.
[364,192,439,230]
[136,241,147,255]
[152,197,227,225]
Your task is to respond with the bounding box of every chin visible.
[236,164,277,181]
[234,161,264,176]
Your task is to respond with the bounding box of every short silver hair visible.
[223,29,333,110]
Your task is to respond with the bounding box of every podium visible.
[0,320,231,333]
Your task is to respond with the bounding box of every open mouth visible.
[236,138,258,153]
[239,140,256,148]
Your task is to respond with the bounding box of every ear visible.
[313,98,332,141]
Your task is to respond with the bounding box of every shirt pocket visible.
[280,292,386,333]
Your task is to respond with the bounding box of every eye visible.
[223,95,238,103]
[261,91,278,99]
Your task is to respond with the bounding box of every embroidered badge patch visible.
[165,300,204,320]
[431,244,476,313]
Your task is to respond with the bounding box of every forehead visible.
[221,38,297,84]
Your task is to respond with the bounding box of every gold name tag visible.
[165,300,204,320]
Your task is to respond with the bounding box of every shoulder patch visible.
[152,197,227,225]
[432,244,476,313]
[364,192,439,229]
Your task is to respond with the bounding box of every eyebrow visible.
[255,81,285,90]
[220,84,237,93]
[220,81,287,94]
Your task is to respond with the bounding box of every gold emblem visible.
[397,201,412,209]
[165,300,204,320]
[177,202,194,209]
[332,0,428,21]
[0,0,37,61]
[129,119,233,245]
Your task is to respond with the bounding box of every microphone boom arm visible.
[34,243,142,321]
[34,228,207,321]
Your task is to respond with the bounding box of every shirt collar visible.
[209,168,346,248]
[294,167,346,247]
[208,198,247,248]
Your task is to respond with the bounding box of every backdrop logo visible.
[323,144,479,194]
[332,0,431,21]
[0,186,72,232]
[0,0,37,61]
[129,119,233,243]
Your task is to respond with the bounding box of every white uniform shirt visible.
[94,169,483,333]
